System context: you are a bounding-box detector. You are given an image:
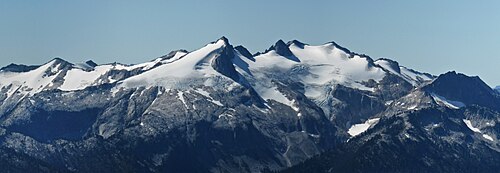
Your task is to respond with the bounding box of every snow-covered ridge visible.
[119,38,229,89]
[0,51,189,95]
[240,41,389,104]
[0,59,63,97]
[1,37,433,104]
[374,59,434,86]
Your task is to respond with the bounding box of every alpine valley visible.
[0,37,498,173]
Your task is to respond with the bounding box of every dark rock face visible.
[0,147,62,173]
[329,85,386,129]
[286,40,306,49]
[0,38,497,173]
[374,73,414,100]
[0,84,342,172]
[424,71,500,111]
[271,40,294,57]
[282,108,500,173]
[0,63,40,72]
[235,45,254,61]
[211,41,240,82]
[85,60,98,67]
[263,40,301,62]
[43,58,74,77]
[8,108,99,142]
[377,58,401,73]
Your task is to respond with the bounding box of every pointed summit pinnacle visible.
[218,36,230,45]
[209,36,231,46]
[266,39,294,57]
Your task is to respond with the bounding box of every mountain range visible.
[0,37,498,173]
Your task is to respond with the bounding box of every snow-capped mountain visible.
[0,37,498,173]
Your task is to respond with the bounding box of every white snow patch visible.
[255,86,301,116]
[400,67,433,83]
[226,82,240,91]
[385,100,394,106]
[218,113,234,119]
[348,118,380,137]
[113,58,163,71]
[463,119,495,141]
[255,86,292,106]
[483,134,494,141]
[407,105,418,110]
[194,88,223,106]
[431,93,465,109]
[157,88,164,95]
[290,99,299,112]
[177,91,189,109]
[463,119,481,133]
[59,65,113,91]
[161,51,188,64]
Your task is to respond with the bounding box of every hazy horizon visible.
[1,0,499,86]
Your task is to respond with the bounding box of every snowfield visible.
[348,118,380,137]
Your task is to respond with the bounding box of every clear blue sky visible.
[1,0,499,86]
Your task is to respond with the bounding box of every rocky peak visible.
[423,71,500,110]
[42,58,73,77]
[210,37,240,82]
[287,40,306,48]
[85,60,98,67]
[234,45,254,61]
[269,39,294,57]
[376,58,401,73]
[159,49,188,60]
[218,36,230,45]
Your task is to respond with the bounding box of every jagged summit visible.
[0,36,498,173]
[211,39,240,81]
[49,57,73,66]
[159,49,188,60]
[0,36,437,94]
[266,39,294,57]
[327,41,353,55]
[424,71,500,110]
[428,71,491,92]
[234,45,253,60]
[208,36,231,46]
[218,36,230,45]
[286,40,307,48]
[375,58,401,73]
[85,60,98,67]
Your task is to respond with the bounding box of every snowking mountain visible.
[0,37,498,173]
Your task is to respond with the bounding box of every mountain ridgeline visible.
[0,37,498,173]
